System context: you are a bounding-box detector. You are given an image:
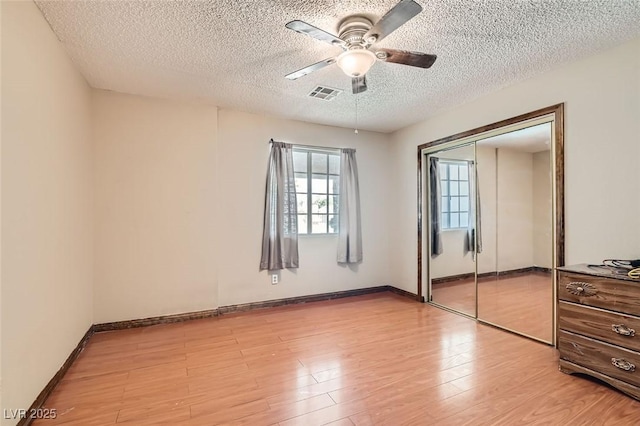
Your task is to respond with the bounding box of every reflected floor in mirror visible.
[431,279,476,317]
[431,271,553,342]
[35,292,639,425]
[479,271,553,342]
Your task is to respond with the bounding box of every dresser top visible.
[558,263,639,283]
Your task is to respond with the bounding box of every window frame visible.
[439,160,471,230]
[293,147,341,235]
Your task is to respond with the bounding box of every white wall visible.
[1,2,93,423]
[390,38,640,294]
[92,91,218,323]
[216,109,392,306]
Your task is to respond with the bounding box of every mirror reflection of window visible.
[425,118,558,344]
[440,161,470,229]
[428,143,477,318]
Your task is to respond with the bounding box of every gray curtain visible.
[430,157,443,257]
[465,161,483,257]
[260,141,298,271]
[337,148,362,264]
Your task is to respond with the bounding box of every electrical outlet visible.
[271,274,278,285]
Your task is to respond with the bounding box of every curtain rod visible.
[269,139,342,152]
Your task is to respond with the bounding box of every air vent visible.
[308,86,342,101]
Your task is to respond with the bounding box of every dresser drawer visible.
[559,330,640,387]
[558,271,640,316]
[559,301,640,352]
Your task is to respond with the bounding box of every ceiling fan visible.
[284,0,437,94]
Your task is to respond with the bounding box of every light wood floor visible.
[432,272,553,341]
[37,292,639,425]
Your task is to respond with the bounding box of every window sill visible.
[442,228,468,232]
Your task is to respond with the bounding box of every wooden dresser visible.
[557,264,640,400]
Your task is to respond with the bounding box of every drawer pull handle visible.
[612,324,636,337]
[611,358,635,372]
[565,281,597,297]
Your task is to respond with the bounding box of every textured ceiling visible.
[35,0,640,133]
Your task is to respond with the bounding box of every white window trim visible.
[293,146,341,235]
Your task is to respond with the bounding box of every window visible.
[293,148,340,234]
[440,161,470,229]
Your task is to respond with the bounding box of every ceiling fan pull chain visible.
[355,91,359,134]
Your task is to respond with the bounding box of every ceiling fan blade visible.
[285,57,336,80]
[286,20,346,48]
[364,0,423,44]
[352,76,367,94]
[376,48,437,68]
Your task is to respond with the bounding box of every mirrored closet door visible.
[428,143,477,317]
[475,123,554,342]
[421,105,563,345]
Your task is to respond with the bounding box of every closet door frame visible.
[417,104,564,346]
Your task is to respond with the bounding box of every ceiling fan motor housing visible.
[338,16,373,50]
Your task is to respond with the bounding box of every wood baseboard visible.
[484,266,552,279]
[21,285,416,424]
[93,309,219,332]
[218,286,391,315]
[432,271,475,285]
[94,286,415,330]
[385,285,422,301]
[17,326,94,426]
[433,266,552,285]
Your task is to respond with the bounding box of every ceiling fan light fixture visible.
[336,49,376,78]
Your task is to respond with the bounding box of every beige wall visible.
[430,229,474,279]
[0,0,4,413]
[488,147,554,273]
[1,2,93,423]
[476,146,498,275]
[216,109,392,306]
[92,101,393,318]
[391,38,640,293]
[496,148,534,271]
[92,91,218,323]
[533,150,553,269]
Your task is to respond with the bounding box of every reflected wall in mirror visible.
[476,123,553,342]
[428,143,477,317]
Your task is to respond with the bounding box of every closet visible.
[419,105,564,344]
